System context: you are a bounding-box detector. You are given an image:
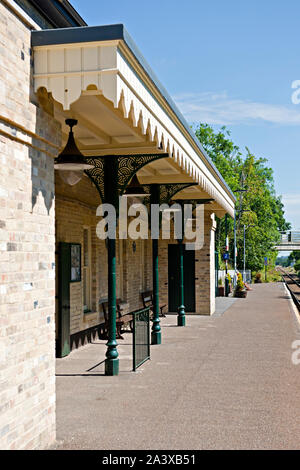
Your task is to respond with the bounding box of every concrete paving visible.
[55,283,300,450]
[214,296,237,316]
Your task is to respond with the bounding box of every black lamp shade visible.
[54,119,94,170]
[124,174,150,197]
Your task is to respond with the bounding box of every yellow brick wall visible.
[0,2,59,450]
[55,191,106,334]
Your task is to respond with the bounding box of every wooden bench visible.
[99,298,133,340]
[141,290,167,317]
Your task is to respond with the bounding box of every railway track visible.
[277,267,300,311]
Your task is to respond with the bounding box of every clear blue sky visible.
[71,0,300,230]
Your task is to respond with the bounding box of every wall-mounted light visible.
[54,119,94,186]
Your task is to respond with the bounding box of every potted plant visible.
[254,272,262,283]
[226,272,232,294]
[234,273,247,298]
[218,278,225,296]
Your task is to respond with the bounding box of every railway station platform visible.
[54,283,300,450]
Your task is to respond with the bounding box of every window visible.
[83,227,92,312]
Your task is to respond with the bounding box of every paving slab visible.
[55,283,300,450]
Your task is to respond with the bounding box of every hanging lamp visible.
[54,119,94,186]
[123,174,150,197]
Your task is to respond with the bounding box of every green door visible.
[168,244,195,312]
[57,242,71,358]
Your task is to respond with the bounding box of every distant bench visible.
[141,290,167,317]
[99,298,133,340]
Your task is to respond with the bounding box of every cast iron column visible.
[151,184,161,345]
[243,224,246,277]
[233,209,237,287]
[177,200,185,326]
[225,213,229,297]
[177,238,185,326]
[104,157,119,376]
[150,184,161,344]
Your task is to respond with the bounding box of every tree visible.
[288,251,300,265]
[194,124,291,272]
[275,256,290,267]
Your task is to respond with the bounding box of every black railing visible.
[132,307,150,371]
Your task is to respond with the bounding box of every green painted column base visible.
[151,331,161,345]
[177,305,186,326]
[105,358,119,376]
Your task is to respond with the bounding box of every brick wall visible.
[55,183,106,334]
[0,2,59,450]
[195,210,216,315]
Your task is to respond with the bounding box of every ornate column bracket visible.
[84,153,169,203]
[143,183,199,209]
[158,183,198,205]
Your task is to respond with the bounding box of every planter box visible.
[234,290,247,298]
[218,286,225,296]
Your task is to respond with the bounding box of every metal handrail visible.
[279,231,300,243]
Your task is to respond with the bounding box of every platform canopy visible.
[32,24,235,216]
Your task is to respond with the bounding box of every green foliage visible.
[294,262,300,272]
[288,251,300,265]
[275,256,290,267]
[194,124,290,272]
[252,268,280,283]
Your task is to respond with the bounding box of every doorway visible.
[168,244,195,312]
